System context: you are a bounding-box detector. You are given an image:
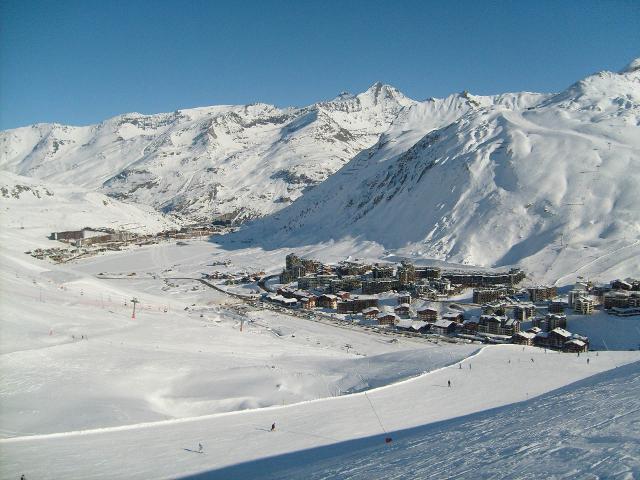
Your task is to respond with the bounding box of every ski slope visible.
[1,346,638,480]
[208,359,640,480]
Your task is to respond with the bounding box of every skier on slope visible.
[448,380,451,388]
[271,422,276,432]
[198,442,203,453]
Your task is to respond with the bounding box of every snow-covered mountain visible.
[0,83,416,222]
[0,171,178,239]
[3,59,639,282]
[241,60,640,283]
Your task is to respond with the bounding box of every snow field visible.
[1,346,638,480]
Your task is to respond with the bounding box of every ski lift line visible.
[364,392,387,434]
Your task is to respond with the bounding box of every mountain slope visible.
[0,84,416,222]
[0,171,178,245]
[242,61,640,283]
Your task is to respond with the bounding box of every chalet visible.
[396,320,429,334]
[478,315,520,336]
[264,293,298,307]
[417,307,438,322]
[299,296,317,309]
[442,311,464,323]
[394,303,411,318]
[431,319,456,335]
[317,294,338,309]
[362,306,380,319]
[563,339,588,353]
[512,331,536,346]
[545,327,573,349]
[377,313,399,326]
[337,296,379,314]
[397,293,412,304]
[462,317,479,334]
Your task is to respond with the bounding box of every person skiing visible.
[587,358,590,365]
[270,422,276,432]
[198,442,203,453]
[447,380,451,388]
[459,363,462,369]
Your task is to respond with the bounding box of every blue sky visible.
[1,0,638,130]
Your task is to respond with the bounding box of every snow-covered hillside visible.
[2,345,637,480]
[212,359,640,480]
[0,83,551,226]
[242,60,640,284]
[0,84,416,222]
[0,172,177,247]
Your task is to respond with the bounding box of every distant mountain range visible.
[2,59,639,282]
[239,59,640,281]
[0,83,416,222]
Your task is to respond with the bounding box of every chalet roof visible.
[396,320,428,331]
[565,339,586,347]
[433,319,455,328]
[417,307,437,313]
[527,326,542,334]
[266,293,297,304]
[352,295,378,301]
[514,331,536,339]
[479,314,507,323]
[550,327,572,338]
[320,294,338,300]
[395,303,411,309]
[443,312,463,319]
[362,307,380,314]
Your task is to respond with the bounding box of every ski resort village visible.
[2,6,640,477]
